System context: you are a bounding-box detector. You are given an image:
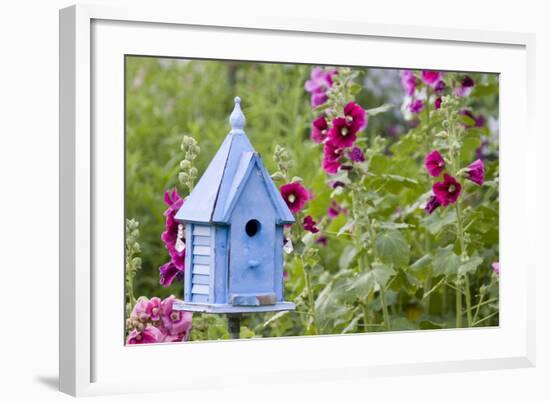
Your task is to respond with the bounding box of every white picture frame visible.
[59,3,536,397]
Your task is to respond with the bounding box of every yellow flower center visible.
[171,312,180,322]
[448,184,455,193]
[288,194,296,203]
[341,127,348,136]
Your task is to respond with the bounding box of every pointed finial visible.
[229,96,246,134]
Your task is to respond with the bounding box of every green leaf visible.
[432,245,460,276]
[423,209,457,235]
[419,320,447,330]
[366,103,393,116]
[375,230,410,267]
[459,256,483,275]
[263,311,289,328]
[338,245,357,269]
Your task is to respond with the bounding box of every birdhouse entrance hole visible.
[245,219,260,237]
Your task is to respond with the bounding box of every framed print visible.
[59,4,536,396]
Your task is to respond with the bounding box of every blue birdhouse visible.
[173,97,296,314]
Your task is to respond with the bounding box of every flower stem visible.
[455,278,462,328]
[303,261,319,335]
[380,286,391,330]
[360,301,370,333]
[463,274,473,327]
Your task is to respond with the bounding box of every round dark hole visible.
[245,219,260,237]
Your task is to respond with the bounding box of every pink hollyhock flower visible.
[145,297,162,321]
[492,262,500,276]
[302,215,319,233]
[126,326,162,345]
[130,297,150,323]
[310,92,328,107]
[424,195,441,214]
[322,140,343,174]
[453,75,475,97]
[304,67,336,107]
[400,70,417,96]
[348,146,365,163]
[161,296,192,339]
[421,70,443,87]
[433,174,462,206]
[434,97,442,110]
[409,99,424,114]
[159,260,184,288]
[310,116,329,143]
[343,102,367,133]
[280,182,312,214]
[425,150,446,177]
[328,117,357,148]
[465,159,485,185]
[161,188,186,269]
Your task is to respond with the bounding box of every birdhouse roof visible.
[175,98,295,225]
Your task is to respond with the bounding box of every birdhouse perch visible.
[173,97,296,316]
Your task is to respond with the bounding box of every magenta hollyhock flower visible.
[465,159,485,185]
[421,70,443,87]
[434,97,442,110]
[343,102,367,133]
[492,262,500,276]
[348,146,365,163]
[310,116,329,143]
[130,297,150,322]
[145,297,162,321]
[126,326,162,345]
[433,174,462,206]
[453,75,475,97]
[302,215,319,233]
[425,150,446,177]
[161,188,185,269]
[425,195,441,214]
[409,99,424,114]
[159,260,184,288]
[160,296,192,339]
[322,140,343,174]
[328,117,357,148]
[400,70,417,96]
[280,182,312,214]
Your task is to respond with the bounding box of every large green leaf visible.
[375,230,410,267]
[432,246,460,276]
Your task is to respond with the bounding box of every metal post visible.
[227,313,242,339]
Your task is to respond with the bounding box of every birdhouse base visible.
[172,301,296,314]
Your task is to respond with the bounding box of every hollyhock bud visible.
[349,146,365,163]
